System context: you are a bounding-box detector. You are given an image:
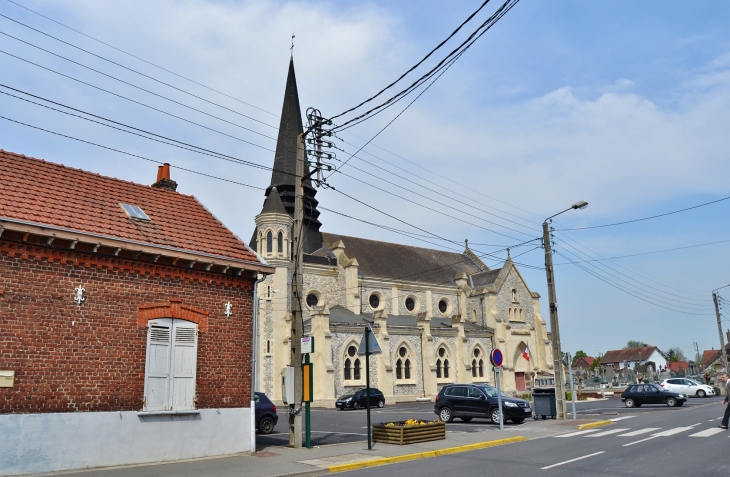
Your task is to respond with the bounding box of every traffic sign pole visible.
[365,327,371,450]
[491,349,504,431]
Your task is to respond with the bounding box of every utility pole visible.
[541,201,588,420]
[543,221,567,420]
[289,133,305,448]
[713,292,728,376]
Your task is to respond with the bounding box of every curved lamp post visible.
[543,200,588,420]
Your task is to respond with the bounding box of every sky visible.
[1,0,729,361]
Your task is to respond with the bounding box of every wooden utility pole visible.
[289,133,305,447]
[543,221,567,420]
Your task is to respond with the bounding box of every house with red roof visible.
[667,361,689,374]
[599,346,668,372]
[0,152,273,475]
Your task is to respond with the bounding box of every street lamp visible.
[712,284,730,375]
[543,200,588,420]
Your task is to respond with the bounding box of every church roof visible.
[260,187,287,215]
[321,233,485,285]
[325,305,485,331]
[469,269,502,288]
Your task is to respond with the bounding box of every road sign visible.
[494,366,503,373]
[301,336,314,354]
[490,349,503,367]
[357,326,382,356]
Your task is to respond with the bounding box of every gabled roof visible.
[574,356,595,368]
[600,346,661,364]
[0,150,265,265]
[320,233,485,285]
[701,350,721,370]
[667,361,689,372]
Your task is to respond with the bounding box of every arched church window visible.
[437,346,451,380]
[436,359,442,378]
[277,231,283,253]
[444,359,450,378]
[396,345,412,382]
[344,359,351,380]
[344,345,360,382]
[473,348,484,378]
[266,231,273,253]
[396,359,403,380]
[354,359,361,380]
[472,359,477,377]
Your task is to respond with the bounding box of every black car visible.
[336,388,385,410]
[254,392,278,434]
[434,384,532,424]
[621,383,687,408]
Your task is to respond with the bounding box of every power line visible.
[0,49,275,152]
[4,0,278,118]
[329,0,493,121]
[0,32,277,140]
[0,12,279,130]
[555,195,730,231]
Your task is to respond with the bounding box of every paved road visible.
[344,398,729,477]
[258,395,723,449]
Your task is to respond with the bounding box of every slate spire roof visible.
[252,58,323,253]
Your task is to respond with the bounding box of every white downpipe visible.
[251,274,265,453]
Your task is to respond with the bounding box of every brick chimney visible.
[152,163,178,192]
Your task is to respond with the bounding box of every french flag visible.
[523,346,530,361]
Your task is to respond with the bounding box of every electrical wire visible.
[0,49,276,152]
[0,32,277,140]
[555,195,730,231]
[4,0,278,118]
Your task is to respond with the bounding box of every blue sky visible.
[1,0,729,360]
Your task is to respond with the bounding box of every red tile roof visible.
[667,361,688,372]
[0,150,263,265]
[599,346,659,365]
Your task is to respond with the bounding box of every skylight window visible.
[120,203,150,220]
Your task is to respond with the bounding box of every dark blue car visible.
[255,392,278,434]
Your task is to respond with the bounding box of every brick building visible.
[0,152,272,475]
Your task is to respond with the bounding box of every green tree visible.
[668,347,687,362]
[624,340,648,349]
[572,350,588,366]
[590,353,603,373]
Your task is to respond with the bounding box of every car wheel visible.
[460,417,473,422]
[377,399,385,408]
[697,390,706,398]
[354,402,360,410]
[258,416,275,435]
[511,418,525,424]
[666,397,677,407]
[490,408,501,425]
[625,398,635,408]
[438,407,453,423]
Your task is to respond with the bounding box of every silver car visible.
[660,378,715,397]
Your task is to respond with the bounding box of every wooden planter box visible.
[372,421,446,445]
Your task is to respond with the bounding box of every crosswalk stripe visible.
[617,428,661,436]
[588,428,629,437]
[555,429,598,437]
[653,426,695,437]
[609,416,636,422]
[689,428,726,437]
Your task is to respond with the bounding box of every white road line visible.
[310,431,368,436]
[587,428,629,437]
[610,416,636,422]
[541,451,605,470]
[623,436,659,446]
[618,428,661,436]
[555,430,599,437]
[653,426,697,436]
[689,428,726,437]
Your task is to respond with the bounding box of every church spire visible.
[251,58,324,254]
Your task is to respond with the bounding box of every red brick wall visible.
[0,240,255,414]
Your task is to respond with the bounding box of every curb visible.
[328,436,527,473]
[577,420,613,430]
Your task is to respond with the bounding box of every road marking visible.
[587,428,629,437]
[310,431,368,436]
[610,416,636,422]
[689,428,726,437]
[555,430,599,437]
[540,451,605,470]
[618,428,661,436]
[623,426,695,446]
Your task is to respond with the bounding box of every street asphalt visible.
[258,395,723,448]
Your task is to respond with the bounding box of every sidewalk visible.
[33,418,609,477]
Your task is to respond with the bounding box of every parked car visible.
[621,383,687,408]
[254,392,278,434]
[336,388,385,410]
[434,384,532,424]
[660,378,715,397]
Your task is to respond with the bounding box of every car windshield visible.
[478,386,507,398]
[687,380,700,386]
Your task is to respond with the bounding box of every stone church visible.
[250,60,554,406]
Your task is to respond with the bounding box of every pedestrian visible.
[719,373,730,430]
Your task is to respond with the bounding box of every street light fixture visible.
[543,200,588,420]
[712,284,730,376]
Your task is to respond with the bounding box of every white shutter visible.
[169,321,198,410]
[144,319,172,411]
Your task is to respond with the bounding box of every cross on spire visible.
[291,34,295,57]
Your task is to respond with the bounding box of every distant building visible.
[600,346,667,372]
[0,152,273,475]
[573,356,595,371]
